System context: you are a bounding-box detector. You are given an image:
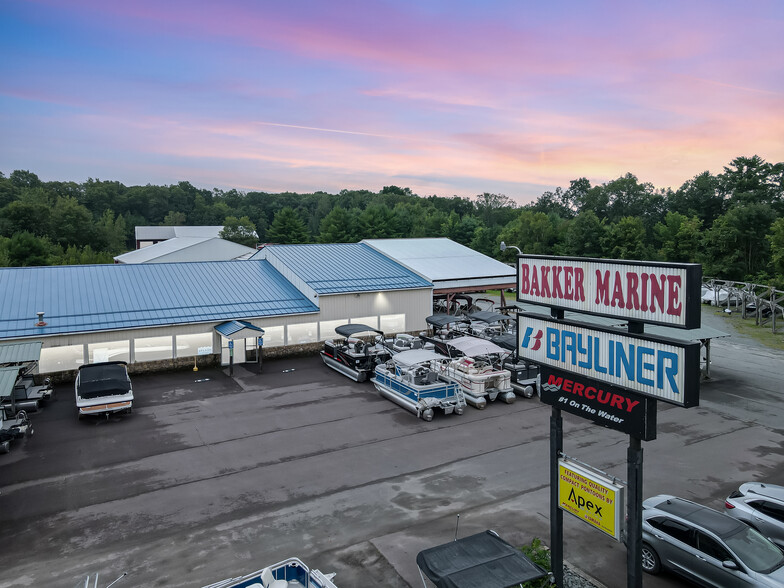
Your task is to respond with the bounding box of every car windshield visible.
[724,525,784,573]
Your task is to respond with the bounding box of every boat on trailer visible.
[203,556,338,588]
[321,324,392,382]
[492,333,538,398]
[372,349,466,421]
[438,336,516,409]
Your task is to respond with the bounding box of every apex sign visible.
[517,255,701,328]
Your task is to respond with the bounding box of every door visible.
[220,338,247,366]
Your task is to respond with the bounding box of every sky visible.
[1,1,783,204]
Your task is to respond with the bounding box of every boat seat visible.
[426,371,438,384]
[260,567,288,588]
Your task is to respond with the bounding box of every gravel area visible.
[564,565,603,587]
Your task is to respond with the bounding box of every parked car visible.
[642,494,784,586]
[726,483,784,549]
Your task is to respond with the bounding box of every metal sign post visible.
[627,436,643,588]
[550,406,564,587]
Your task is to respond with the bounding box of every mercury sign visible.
[558,458,625,541]
[518,313,700,406]
[516,255,701,329]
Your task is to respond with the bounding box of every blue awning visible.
[214,320,265,340]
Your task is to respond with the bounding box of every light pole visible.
[499,241,522,255]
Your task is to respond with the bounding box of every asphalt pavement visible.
[1,305,783,588]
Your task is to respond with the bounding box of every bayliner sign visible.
[517,256,701,329]
[518,313,699,406]
[539,365,656,440]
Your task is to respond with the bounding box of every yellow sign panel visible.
[558,459,625,541]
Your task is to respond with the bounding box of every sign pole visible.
[550,406,564,587]
[626,435,643,588]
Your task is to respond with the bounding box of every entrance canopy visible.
[416,531,548,588]
[214,320,265,341]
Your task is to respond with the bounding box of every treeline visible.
[1,155,783,285]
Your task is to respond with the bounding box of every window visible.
[752,501,784,523]
[134,336,173,362]
[176,333,213,358]
[351,315,378,329]
[88,341,130,364]
[262,326,284,348]
[649,518,695,547]
[319,319,347,341]
[696,532,732,561]
[40,344,85,373]
[380,313,405,334]
[288,322,317,344]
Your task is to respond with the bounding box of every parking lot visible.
[1,306,784,587]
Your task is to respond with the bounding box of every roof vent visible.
[36,311,47,327]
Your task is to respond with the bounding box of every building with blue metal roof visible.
[0,244,434,375]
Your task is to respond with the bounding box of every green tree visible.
[267,207,310,244]
[654,212,703,263]
[49,196,95,247]
[318,207,356,243]
[163,210,187,225]
[357,204,399,239]
[95,209,129,253]
[7,232,50,266]
[220,216,258,247]
[668,171,724,229]
[767,218,784,278]
[498,210,558,259]
[601,217,649,260]
[469,225,502,258]
[702,204,772,279]
[441,213,482,245]
[0,199,51,237]
[562,210,605,257]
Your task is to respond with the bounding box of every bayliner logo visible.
[521,327,543,351]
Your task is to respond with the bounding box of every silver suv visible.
[726,483,784,549]
[642,495,784,586]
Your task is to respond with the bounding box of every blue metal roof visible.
[0,261,318,339]
[265,243,432,294]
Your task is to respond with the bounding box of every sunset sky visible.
[1,0,782,203]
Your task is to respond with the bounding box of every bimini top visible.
[335,324,384,338]
[426,314,470,328]
[492,334,517,352]
[392,349,446,367]
[252,242,431,294]
[0,260,318,339]
[416,530,547,588]
[466,311,512,324]
[445,336,509,357]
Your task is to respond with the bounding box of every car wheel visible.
[641,543,661,574]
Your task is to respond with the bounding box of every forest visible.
[1,155,783,286]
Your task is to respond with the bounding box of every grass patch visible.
[518,537,552,587]
[710,307,784,352]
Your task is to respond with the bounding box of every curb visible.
[563,560,610,588]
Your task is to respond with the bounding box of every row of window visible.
[38,314,407,373]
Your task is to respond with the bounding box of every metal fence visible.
[702,278,784,333]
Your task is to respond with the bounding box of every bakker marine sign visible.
[516,255,701,329]
[518,313,700,407]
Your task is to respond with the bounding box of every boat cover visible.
[465,311,511,324]
[335,324,384,338]
[416,530,547,588]
[491,334,517,352]
[425,315,469,328]
[392,349,445,367]
[77,362,131,399]
[445,337,508,357]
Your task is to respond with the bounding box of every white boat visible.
[203,556,338,588]
[372,349,466,421]
[438,337,516,409]
[492,334,538,398]
[321,324,392,382]
[419,314,471,356]
[75,362,134,419]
